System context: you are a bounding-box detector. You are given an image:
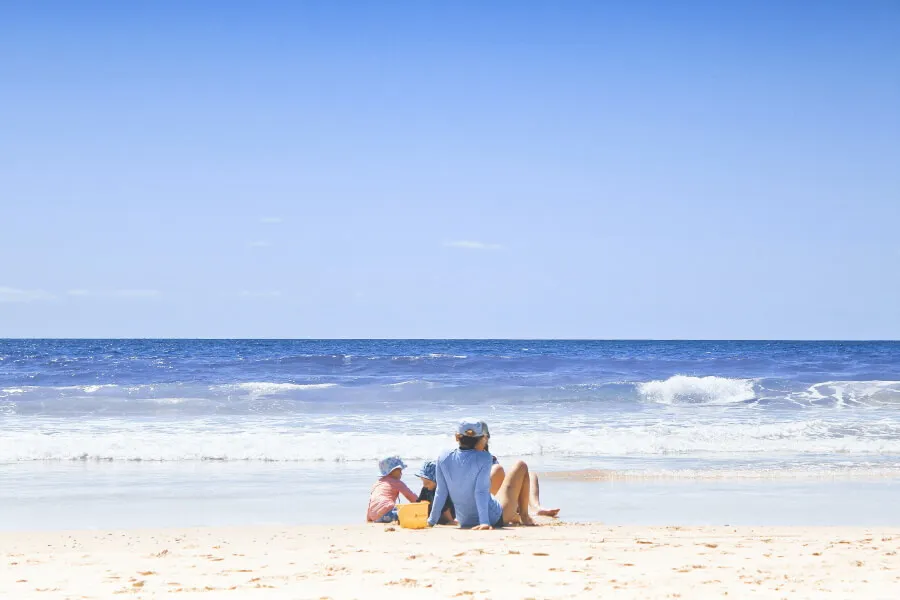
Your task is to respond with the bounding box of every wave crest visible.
[637,376,757,405]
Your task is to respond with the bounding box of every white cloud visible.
[66,289,161,299]
[443,240,503,250]
[1,287,162,303]
[112,289,161,298]
[247,241,272,248]
[259,217,283,224]
[0,287,55,303]
[238,290,282,298]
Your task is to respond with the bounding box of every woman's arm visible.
[428,462,450,526]
[474,461,492,526]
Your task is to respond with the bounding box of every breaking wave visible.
[637,376,757,405]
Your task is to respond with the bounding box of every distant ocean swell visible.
[3,376,900,415]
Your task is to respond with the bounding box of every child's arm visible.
[441,508,456,525]
[398,481,418,503]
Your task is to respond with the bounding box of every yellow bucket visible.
[397,501,430,529]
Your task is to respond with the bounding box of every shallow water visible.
[5,460,900,531]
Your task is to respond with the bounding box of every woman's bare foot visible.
[527,473,560,518]
[519,514,537,526]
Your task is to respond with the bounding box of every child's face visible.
[388,468,403,480]
[420,477,436,490]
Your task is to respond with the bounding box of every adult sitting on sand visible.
[482,421,560,518]
[427,419,536,529]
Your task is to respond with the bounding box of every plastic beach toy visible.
[397,501,430,529]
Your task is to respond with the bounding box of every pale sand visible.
[3,523,900,599]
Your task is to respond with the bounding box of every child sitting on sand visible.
[416,461,456,525]
[366,456,419,523]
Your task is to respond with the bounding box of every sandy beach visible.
[3,523,899,599]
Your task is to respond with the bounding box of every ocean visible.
[3,339,900,530]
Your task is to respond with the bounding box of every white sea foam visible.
[4,416,900,463]
[230,382,337,392]
[637,376,757,405]
[149,398,188,405]
[797,381,900,407]
[390,354,467,361]
[221,382,338,400]
[386,380,436,388]
[2,384,119,395]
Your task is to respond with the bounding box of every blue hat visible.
[457,419,486,437]
[416,460,437,481]
[378,456,407,476]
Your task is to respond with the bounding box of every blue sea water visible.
[2,339,900,529]
[2,339,900,468]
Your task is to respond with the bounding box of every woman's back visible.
[430,449,502,528]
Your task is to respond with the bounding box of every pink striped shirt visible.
[366,476,418,522]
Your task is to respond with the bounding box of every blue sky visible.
[1,0,898,339]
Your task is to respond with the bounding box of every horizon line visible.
[1,337,899,343]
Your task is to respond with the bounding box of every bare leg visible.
[528,472,560,517]
[496,460,535,525]
[490,464,505,496]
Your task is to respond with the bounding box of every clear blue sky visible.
[1,0,898,339]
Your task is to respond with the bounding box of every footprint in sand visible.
[385,578,418,587]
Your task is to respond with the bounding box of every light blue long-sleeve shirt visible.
[428,448,502,528]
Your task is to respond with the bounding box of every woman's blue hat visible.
[457,419,486,437]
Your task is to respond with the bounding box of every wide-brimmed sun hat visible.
[378,455,408,476]
[416,460,437,481]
